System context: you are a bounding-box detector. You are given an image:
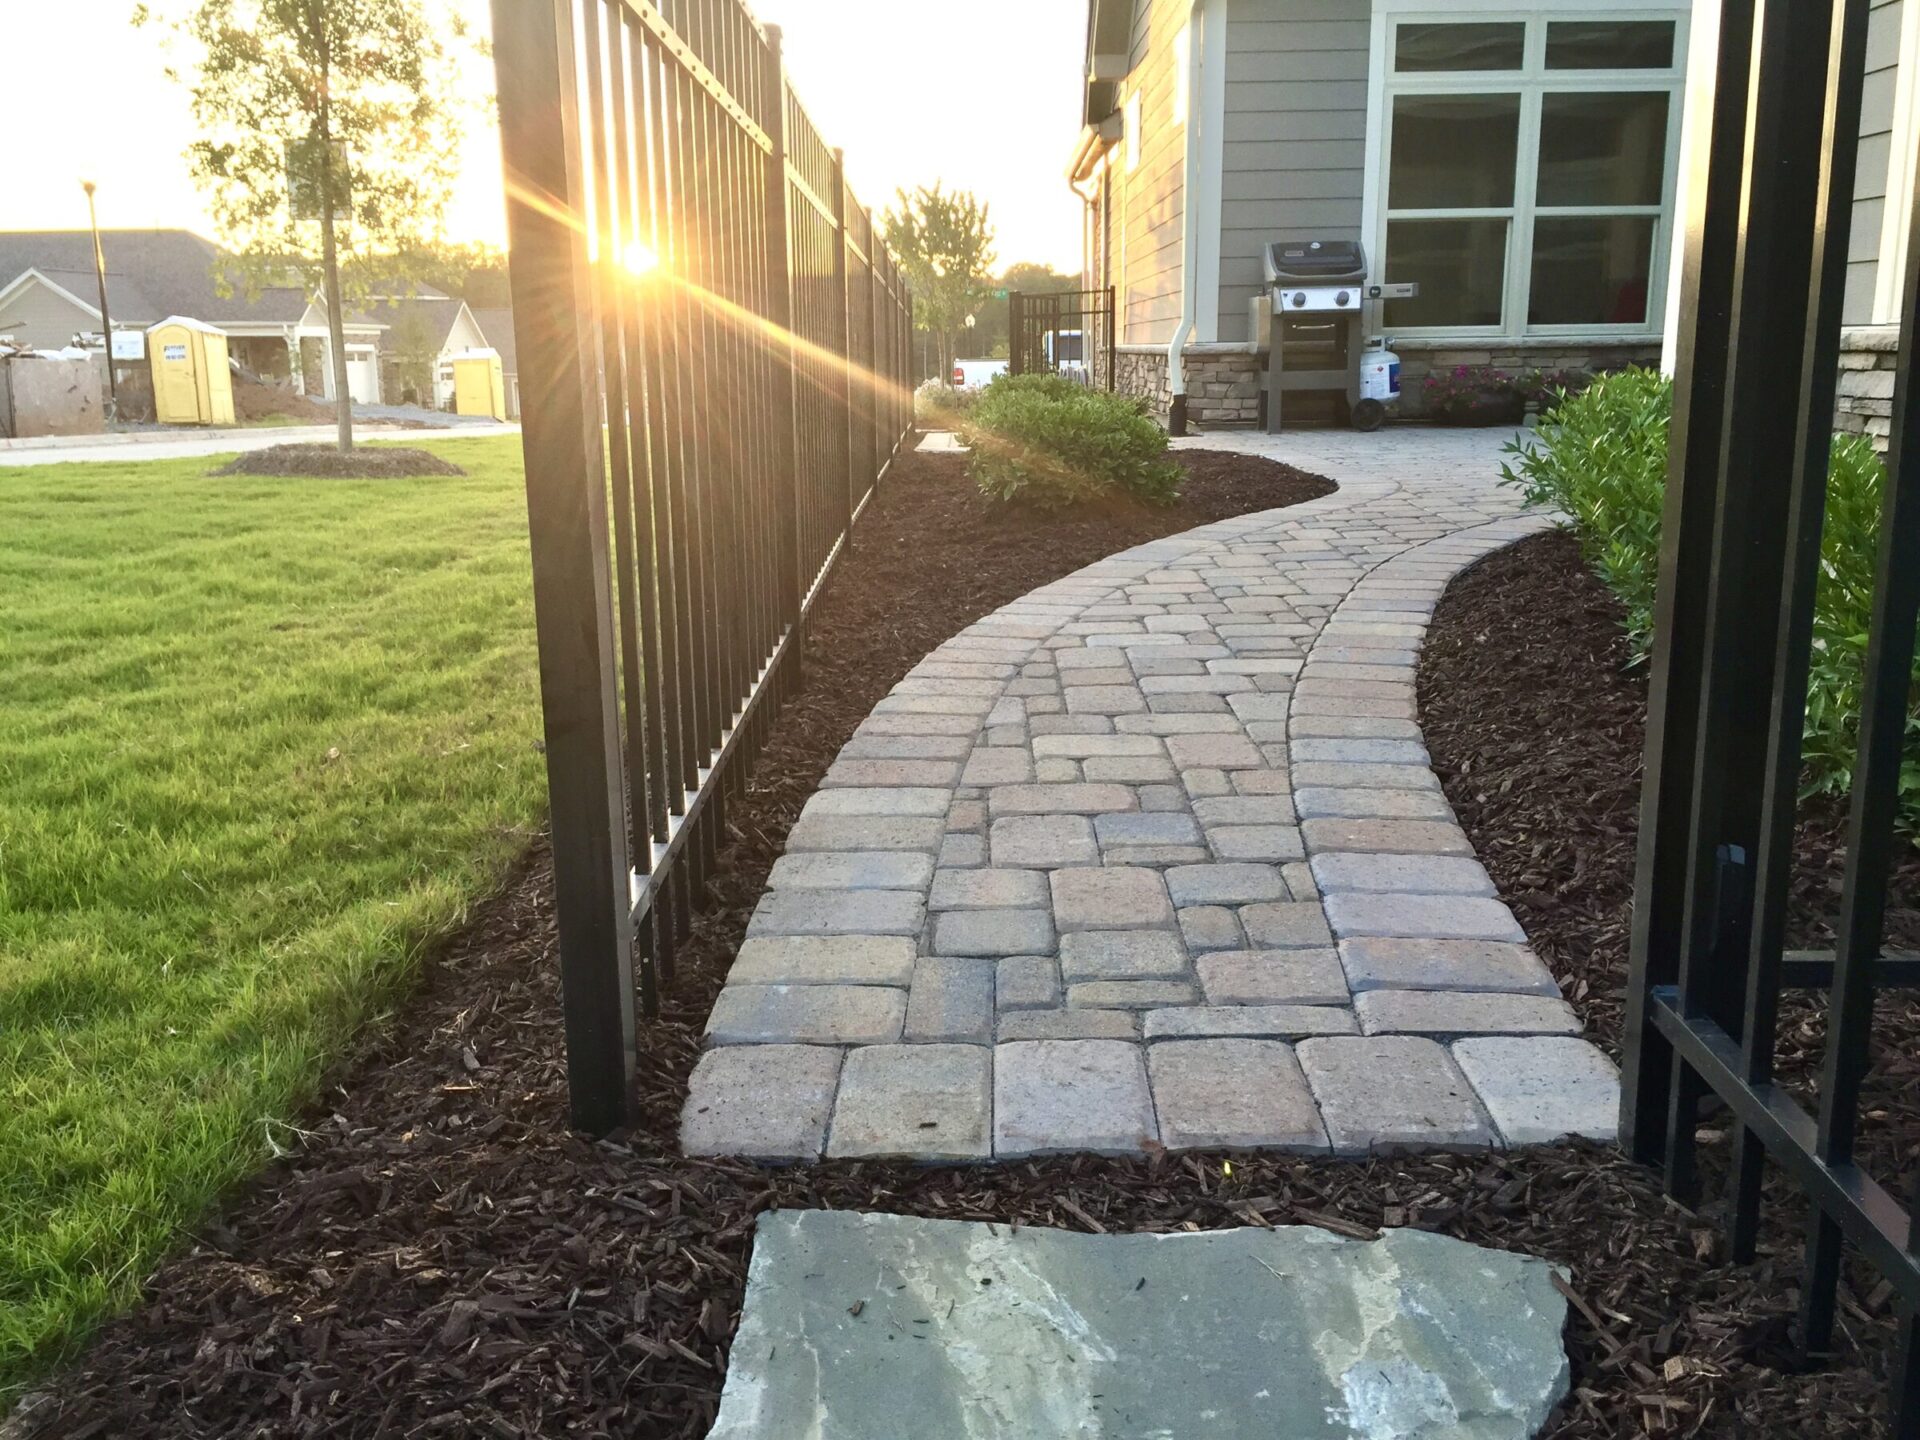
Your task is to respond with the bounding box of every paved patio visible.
[681,425,1620,1162]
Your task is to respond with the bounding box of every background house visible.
[0,229,426,408]
[1071,0,1920,439]
[1072,0,1697,425]
[379,294,489,408]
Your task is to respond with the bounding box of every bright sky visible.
[3,0,1087,275]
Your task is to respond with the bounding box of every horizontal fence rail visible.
[492,0,914,1131]
[1622,0,1920,1427]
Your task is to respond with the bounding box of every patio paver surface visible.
[682,426,1620,1160]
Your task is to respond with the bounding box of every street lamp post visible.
[80,180,118,423]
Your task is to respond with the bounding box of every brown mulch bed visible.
[1418,526,1920,1438]
[212,443,467,478]
[6,452,1879,1438]
[231,375,333,425]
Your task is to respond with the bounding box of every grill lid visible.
[1263,239,1366,284]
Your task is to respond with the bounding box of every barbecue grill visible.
[1260,239,1376,432]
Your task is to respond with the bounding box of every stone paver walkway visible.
[681,426,1620,1162]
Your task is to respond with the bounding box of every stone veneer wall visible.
[1837,326,1899,450]
[1117,332,1905,445]
[1115,344,1264,429]
[1390,340,1662,420]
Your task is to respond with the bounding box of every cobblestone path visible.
[680,427,1620,1162]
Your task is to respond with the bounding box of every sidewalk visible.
[0,419,519,467]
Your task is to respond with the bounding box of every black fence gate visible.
[1009,286,1115,390]
[491,0,913,1133]
[1621,0,1920,1424]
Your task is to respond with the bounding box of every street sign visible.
[110,330,145,361]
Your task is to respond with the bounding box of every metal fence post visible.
[869,207,882,475]
[491,0,636,1135]
[760,26,803,651]
[1104,284,1117,392]
[1620,0,1756,1163]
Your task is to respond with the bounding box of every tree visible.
[387,306,438,405]
[882,184,996,383]
[379,240,511,308]
[136,0,468,451]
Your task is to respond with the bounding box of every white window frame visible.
[1360,1,1689,343]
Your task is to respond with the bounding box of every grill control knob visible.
[1291,291,1307,307]
[1335,290,1350,306]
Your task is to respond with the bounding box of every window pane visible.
[1547,20,1676,69]
[1529,215,1657,325]
[1389,95,1520,209]
[1537,91,1669,206]
[1384,219,1509,328]
[1395,22,1525,71]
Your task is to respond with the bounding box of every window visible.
[1375,11,1684,335]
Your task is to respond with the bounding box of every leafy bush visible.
[963,381,1183,508]
[980,371,1093,404]
[1500,367,1669,652]
[1424,364,1525,409]
[1502,365,1916,815]
[914,379,981,426]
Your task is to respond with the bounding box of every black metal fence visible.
[492,0,914,1132]
[1621,0,1920,1421]
[1009,287,1116,390]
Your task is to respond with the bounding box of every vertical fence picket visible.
[493,0,913,1135]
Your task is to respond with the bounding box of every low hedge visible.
[1501,365,1913,819]
[963,375,1183,508]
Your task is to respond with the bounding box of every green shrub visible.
[1499,367,1669,654]
[1501,365,1918,818]
[963,381,1183,508]
[914,379,980,426]
[979,371,1093,405]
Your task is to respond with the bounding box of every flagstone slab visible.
[709,1211,1572,1439]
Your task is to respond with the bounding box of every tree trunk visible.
[320,187,353,452]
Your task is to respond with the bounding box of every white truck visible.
[951,331,1089,389]
[950,357,1008,387]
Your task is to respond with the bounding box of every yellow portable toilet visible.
[147,317,236,426]
[450,348,506,420]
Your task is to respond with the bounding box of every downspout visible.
[1166,0,1209,436]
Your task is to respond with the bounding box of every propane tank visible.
[1350,338,1400,432]
[1359,338,1401,403]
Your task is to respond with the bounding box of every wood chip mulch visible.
[1418,525,1920,1439]
[8,454,1891,1439]
[211,444,467,478]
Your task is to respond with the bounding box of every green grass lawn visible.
[0,435,546,1403]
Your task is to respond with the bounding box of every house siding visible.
[1216,0,1370,343]
[0,274,99,350]
[1111,0,1192,344]
[1848,0,1905,324]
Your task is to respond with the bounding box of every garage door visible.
[346,347,380,405]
